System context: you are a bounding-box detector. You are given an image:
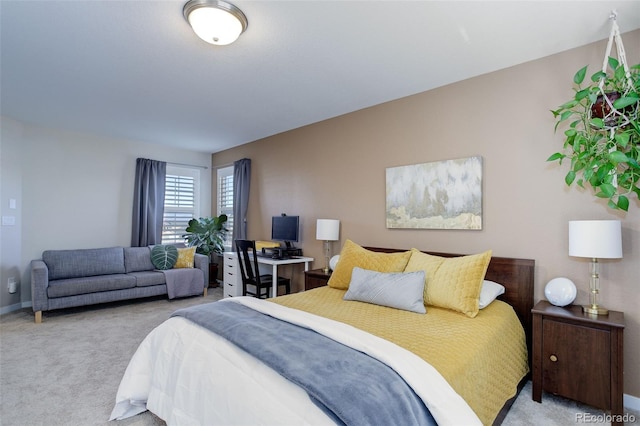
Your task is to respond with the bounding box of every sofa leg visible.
[35,311,42,324]
[203,287,208,297]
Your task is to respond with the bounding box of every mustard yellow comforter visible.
[272,286,528,425]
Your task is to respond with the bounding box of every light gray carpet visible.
[1,288,637,425]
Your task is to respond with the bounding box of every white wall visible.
[0,116,212,309]
[0,118,24,313]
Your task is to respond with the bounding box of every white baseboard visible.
[625,393,640,411]
[0,303,23,315]
[0,301,32,316]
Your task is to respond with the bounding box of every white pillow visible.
[343,267,426,314]
[478,280,505,309]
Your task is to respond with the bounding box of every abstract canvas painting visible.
[386,156,482,230]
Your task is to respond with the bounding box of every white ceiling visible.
[2,1,639,154]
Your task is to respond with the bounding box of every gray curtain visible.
[232,158,251,248]
[131,158,166,247]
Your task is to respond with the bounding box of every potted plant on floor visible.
[547,18,639,211]
[183,214,228,287]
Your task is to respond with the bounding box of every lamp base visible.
[583,304,609,316]
[322,266,330,274]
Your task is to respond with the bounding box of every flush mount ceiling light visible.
[183,0,248,46]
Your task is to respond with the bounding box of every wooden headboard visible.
[364,247,535,358]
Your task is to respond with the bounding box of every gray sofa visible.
[30,245,209,323]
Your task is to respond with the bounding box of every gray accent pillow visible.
[343,267,426,314]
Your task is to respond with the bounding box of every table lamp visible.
[316,219,340,274]
[568,220,622,315]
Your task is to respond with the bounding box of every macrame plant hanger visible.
[593,10,635,133]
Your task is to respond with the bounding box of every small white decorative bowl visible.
[544,277,577,307]
[329,255,340,271]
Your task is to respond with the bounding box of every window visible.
[162,166,200,244]
[217,165,234,248]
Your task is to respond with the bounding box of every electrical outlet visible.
[8,277,17,294]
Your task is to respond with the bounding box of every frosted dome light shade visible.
[184,0,248,46]
[545,277,577,307]
[569,220,622,259]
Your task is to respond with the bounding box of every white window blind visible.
[162,166,200,244]
[217,166,234,248]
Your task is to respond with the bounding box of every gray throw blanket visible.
[172,301,436,426]
[162,268,203,299]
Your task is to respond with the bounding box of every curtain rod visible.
[214,162,234,169]
[167,161,209,170]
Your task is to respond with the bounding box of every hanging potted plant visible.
[547,20,640,211]
[183,214,228,287]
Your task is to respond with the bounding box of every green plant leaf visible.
[617,195,630,211]
[590,117,605,129]
[599,183,616,197]
[613,95,639,109]
[574,66,588,85]
[608,56,619,70]
[547,152,564,162]
[565,170,576,186]
[575,89,591,101]
[609,151,628,163]
[591,71,607,82]
[614,64,626,81]
[614,132,630,148]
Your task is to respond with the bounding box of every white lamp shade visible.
[569,220,622,259]
[316,219,340,241]
[184,0,248,46]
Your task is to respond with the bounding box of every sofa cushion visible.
[129,271,166,287]
[47,274,136,298]
[124,247,154,273]
[43,247,126,280]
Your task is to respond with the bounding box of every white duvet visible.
[110,297,481,425]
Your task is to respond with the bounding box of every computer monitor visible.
[271,214,299,248]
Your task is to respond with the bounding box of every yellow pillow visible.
[174,247,196,269]
[404,248,445,290]
[327,240,412,290]
[404,249,492,318]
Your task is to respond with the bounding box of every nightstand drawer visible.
[542,319,610,409]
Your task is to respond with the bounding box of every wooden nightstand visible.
[532,301,624,424]
[304,268,331,290]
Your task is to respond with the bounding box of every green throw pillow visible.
[150,245,179,270]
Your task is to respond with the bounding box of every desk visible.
[256,256,314,297]
[223,252,314,297]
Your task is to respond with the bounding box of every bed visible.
[110,242,534,425]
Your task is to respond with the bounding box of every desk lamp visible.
[568,220,622,315]
[316,219,340,274]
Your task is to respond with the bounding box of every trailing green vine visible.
[548,57,640,211]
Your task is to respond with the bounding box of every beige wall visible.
[213,31,640,398]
